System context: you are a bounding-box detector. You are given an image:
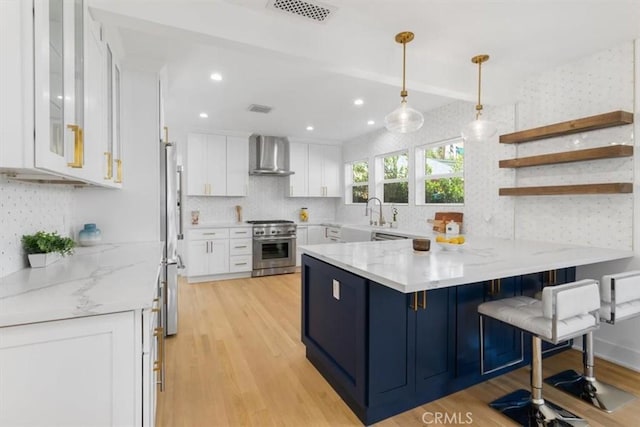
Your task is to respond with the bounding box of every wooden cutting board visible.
[429,212,463,233]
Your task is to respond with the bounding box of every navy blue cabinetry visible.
[414,288,456,394]
[301,255,574,425]
[481,277,523,374]
[301,255,367,410]
[456,277,523,380]
[368,282,414,406]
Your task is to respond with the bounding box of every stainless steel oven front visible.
[251,223,297,277]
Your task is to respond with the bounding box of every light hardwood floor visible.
[156,274,640,426]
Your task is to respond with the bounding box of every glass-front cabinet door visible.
[34,0,85,177]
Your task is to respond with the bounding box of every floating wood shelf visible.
[500,111,634,144]
[499,145,633,168]
[499,183,633,196]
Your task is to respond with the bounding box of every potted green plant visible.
[21,231,75,268]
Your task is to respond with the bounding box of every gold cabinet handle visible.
[410,292,418,311]
[418,290,427,309]
[163,126,169,144]
[154,326,164,372]
[104,152,113,179]
[488,278,502,296]
[67,124,84,168]
[114,159,122,183]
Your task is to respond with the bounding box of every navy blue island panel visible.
[301,254,575,425]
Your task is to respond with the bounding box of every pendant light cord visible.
[476,59,483,118]
[401,40,407,100]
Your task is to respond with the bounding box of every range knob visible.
[271,230,276,234]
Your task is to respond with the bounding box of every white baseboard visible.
[572,337,640,373]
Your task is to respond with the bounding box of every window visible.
[345,160,369,203]
[416,138,464,204]
[376,151,408,204]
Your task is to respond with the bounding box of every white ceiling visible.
[90,0,640,142]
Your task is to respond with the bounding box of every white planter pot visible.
[27,252,61,268]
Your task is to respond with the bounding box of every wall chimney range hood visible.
[249,134,294,176]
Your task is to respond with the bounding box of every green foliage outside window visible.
[382,153,408,203]
[351,161,369,203]
[424,142,464,204]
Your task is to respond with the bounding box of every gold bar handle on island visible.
[67,124,84,168]
[104,152,113,180]
[418,291,427,309]
[114,159,122,183]
[410,292,418,311]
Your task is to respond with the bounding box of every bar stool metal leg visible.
[490,336,589,426]
[545,332,636,413]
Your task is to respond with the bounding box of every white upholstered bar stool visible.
[545,271,640,412]
[478,279,601,427]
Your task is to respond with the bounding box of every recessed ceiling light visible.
[199,112,208,118]
[367,120,375,125]
[354,99,364,106]
[210,73,222,81]
[306,126,314,131]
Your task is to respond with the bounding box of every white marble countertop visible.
[299,236,634,293]
[0,242,163,327]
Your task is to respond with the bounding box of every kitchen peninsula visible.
[299,237,634,424]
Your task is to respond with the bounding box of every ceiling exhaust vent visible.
[267,0,336,24]
[248,104,274,114]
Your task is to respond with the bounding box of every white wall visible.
[72,70,161,243]
[574,41,640,372]
[0,177,75,276]
[514,42,635,250]
[336,101,516,238]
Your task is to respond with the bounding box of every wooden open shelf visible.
[499,183,633,196]
[499,111,633,144]
[499,145,633,168]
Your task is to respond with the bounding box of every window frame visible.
[344,159,370,204]
[415,136,465,206]
[375,149,409,205]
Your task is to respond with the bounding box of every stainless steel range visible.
[247,220,297,277]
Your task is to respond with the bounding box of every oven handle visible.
[253,236,296,241]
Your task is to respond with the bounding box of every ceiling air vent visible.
[267,0,336,24]
[248,104,273,114]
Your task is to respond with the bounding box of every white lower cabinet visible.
[307,225,325,245]
[187,227,252,282]
[0,309,158,426]
[296,226,308,266]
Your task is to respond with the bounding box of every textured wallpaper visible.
[0,177,75,276]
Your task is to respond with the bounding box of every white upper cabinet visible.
[289,142,309,197]
[0,0,122,187]
[289,142,341,197]
[226,136,249,196]
[187,133,248,197]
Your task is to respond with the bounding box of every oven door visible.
[253,236,296,270]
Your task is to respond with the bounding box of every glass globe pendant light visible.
[384,31,424,133]
[461,54,497,142]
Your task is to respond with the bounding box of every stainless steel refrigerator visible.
[160,136,184,336]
